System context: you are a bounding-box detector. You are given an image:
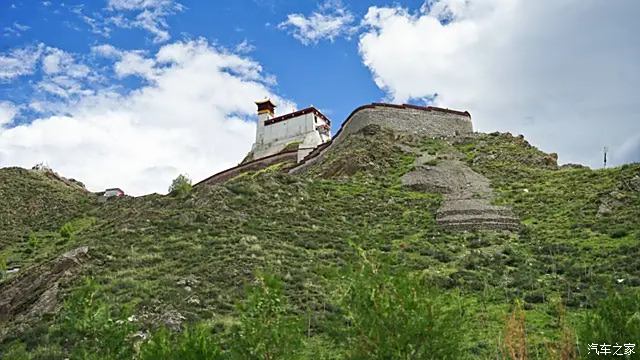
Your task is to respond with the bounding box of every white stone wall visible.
[251,111,331,161]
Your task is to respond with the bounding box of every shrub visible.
[169,174,193,197]
[230,274,304,359]
[53,278,136,360]
[577,289,640,359]
[2,342,31,360]
[27,233,40,249]
[59,222,74,239]
[609,227,629,239]
[140,324,224,360]
[342,251,468,359]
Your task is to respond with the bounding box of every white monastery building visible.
[250,98,332,162]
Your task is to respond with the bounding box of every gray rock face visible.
[401,153,520,231]
[0,246,90,340]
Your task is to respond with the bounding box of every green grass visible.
[1,129,639,358]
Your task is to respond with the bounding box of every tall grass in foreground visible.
[3,268,640,359]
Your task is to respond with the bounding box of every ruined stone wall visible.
[334,105,472,144]
[290,104,473,174]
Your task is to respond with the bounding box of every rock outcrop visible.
[0,247,90,340]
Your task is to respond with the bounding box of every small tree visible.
[168,174,192,197]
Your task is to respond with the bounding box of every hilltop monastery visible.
[247,99,332,163]
[196,100,472,186]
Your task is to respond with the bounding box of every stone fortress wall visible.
[195,103,473,186]
[290,103,473,174]
[335,103,472,143]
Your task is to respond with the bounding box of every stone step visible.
[436,217,520,226]
[437,220,521,231]
[436,213,518,222]
[437,208,515,217]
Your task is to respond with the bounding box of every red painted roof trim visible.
[264,107,331,126]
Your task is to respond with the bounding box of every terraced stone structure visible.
[401,151,520,231]
[291,103,519,232]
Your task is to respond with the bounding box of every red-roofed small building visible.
[249,98,332,162]
[103,188,125,197]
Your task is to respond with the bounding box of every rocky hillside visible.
[1,126,639,359]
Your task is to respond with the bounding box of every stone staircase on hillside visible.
[435,198,520,231]
[401,151,520,232]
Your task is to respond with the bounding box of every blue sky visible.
[1,0,639,195]
[1,1,406,125]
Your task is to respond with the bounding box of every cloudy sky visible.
[1,0,638,195]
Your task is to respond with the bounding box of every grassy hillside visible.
[1,128,639,359]
[0,167,96,255]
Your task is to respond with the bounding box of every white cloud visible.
[115,52,157,79]
[42,48,90,77]
[0,44,44,80]
[38,47,95,99]
[91,45,156,79]
[107,0,175,11]
[0,102,18,127]
[13,22,30,32]
[91,44,122,58]
[358,0,640,167]
[71,6,113,37]
[107,0,184,43]
[279,0,356,45]
[0,39,293,196]
[3,22,30,37]
[235,39,256,54]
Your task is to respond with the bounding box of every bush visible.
[53,278,136,360]
[169,174,192,197]
[577,289,640,359]
[2,342,31,360]
[342,251,469,359]
[59,222,74,239]
[27,233,40,249]
[140,324,224,360]
[230,274,304,359]
[609,227,629,239]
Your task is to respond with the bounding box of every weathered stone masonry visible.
[290,103,473,174]
[335,104,472,143]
